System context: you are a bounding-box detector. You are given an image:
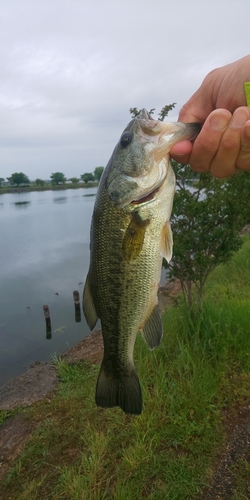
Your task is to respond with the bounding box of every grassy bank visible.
[1,237,250,499]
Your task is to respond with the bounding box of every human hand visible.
[170,55,250,177]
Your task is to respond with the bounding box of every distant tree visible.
[81,173,95,183]
[158,103,176,121]
[129,104,176,120]
[7,172,30,186]
[0,177,5,187]
[129,107,141,118]
[163,164,250,308]
[50,172,66,185]
[94,167,104,182]
[129,107,155,118]
[69,177,79,184]
[34,178,46,186]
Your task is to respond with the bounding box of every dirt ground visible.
[0,328,104,481]
[0,281,250,498]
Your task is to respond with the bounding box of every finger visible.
[188,109,232,173]
[178,78,215,123]
[170,140,193,164]
[236,119,250,172]
[209,107,250,178]
[178,98,208,123]
[178,94,212,123]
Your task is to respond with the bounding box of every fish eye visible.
[120,132,133,147]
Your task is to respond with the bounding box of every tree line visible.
[0,166,104,187]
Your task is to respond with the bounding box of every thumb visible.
[178,91,214,124]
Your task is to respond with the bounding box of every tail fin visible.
[95,362,142,415]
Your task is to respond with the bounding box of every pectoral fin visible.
[141,305,163,350]
[82,274,98,330]
[160,221,173,263]
[122,212,150,261]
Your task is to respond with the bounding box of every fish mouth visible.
[108,164,167,209]
[130,185,160,205]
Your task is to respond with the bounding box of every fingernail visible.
[231,108,250,129]
[171,152,187,157]
[209,114,229,131]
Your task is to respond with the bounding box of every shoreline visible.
[0,280,180,411]
[0,329,103,411]
[0,183,98,195]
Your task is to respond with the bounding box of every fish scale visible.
[83,109,200,414]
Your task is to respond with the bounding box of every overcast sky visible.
[1,0,250,181]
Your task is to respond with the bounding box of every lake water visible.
[0,187,99,387]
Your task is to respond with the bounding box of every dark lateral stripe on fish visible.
[95,363,142,415]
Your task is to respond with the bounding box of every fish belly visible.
[86,188,164,414]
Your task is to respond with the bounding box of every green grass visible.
[1,236,250,499]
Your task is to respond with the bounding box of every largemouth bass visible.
[83,109,200,415]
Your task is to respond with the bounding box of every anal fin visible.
[82,273,98,330]
[141,305,163,350]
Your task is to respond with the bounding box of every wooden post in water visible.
[73,290,81,323]
[43,305,52,339]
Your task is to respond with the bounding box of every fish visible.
[83,109,200,415]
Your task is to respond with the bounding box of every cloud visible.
[0,0,249,179]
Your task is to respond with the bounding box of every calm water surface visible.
[0,188,99,387]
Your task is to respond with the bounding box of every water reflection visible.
[13,201,31,208]
[53,196,67,203]
[43,290,82,339]
[43,305,52,340]
[0,186,98,387]
[73,290,81,323]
